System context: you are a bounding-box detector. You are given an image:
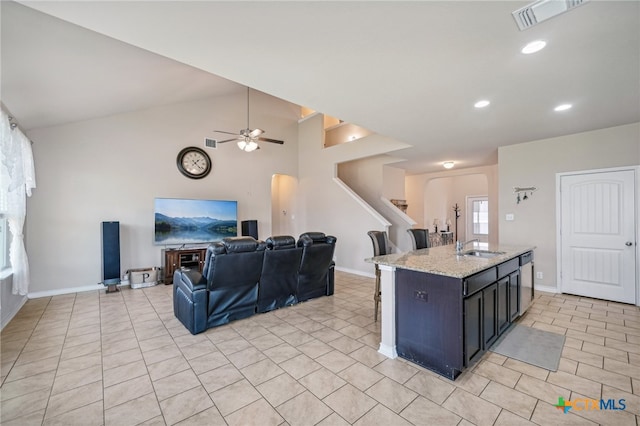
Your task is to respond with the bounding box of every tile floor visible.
[1,270,639,425]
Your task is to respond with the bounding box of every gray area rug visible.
[490,324,565,371]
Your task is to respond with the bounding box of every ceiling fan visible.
[214,87,284,152]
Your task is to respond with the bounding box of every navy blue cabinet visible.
[509,270,520,321]
[396,269,464,380]
[497,276,510,334]
[462,257,521,369]
[395,254,526,380]
[463,290,483,366]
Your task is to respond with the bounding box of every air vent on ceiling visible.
[512,0,589,31]
[204,138,217,149]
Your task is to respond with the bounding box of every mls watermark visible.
[555,396,627,413]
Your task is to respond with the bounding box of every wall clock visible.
[176,146,212,179]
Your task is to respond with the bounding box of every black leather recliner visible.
[173,237,266,334]
[297,232,337,302]
[257,235,302,313]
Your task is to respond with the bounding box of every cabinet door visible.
[497,277,510,334]
[482,283,498,348]
[163,249,207,284]
[164,251,178,284]
[464,291,483,366]
[509,271,520,321]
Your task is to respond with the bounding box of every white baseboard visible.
[378,343,397,359]
[335,266,375,279]
[535,284,558,294]
[28,284,105,299]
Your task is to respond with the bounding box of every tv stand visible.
[162,247,207,284]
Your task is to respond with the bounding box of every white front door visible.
[560,169,637,304]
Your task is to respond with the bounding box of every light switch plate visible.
[506,213,515,221]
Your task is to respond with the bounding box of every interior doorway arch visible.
[271,174,299,237]
[423,173,489,243]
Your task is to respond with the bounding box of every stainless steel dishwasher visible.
[519,251,534,315]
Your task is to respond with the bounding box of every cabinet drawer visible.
[464,267,497,296]
[520,251,534,265]
[497,258,519,278]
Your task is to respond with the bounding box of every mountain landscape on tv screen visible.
[154,213,237,244]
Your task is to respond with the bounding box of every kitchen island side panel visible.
[395,268,464,380]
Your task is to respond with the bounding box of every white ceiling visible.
[2,1,639,174]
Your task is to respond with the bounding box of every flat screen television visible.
[154,198,238,245]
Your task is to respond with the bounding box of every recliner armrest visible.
[174,269,207,292]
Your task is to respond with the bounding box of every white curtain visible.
[1,110,36,295]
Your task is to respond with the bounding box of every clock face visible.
[176,147,212,179]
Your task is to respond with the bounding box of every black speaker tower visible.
[101,221,121,293]
[241,220,258,240]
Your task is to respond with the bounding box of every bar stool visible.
[407,228,430,250]
[367,230,390,322]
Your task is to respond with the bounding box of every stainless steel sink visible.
[461,250,505,258]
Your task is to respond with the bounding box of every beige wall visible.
[423,174,488,242]
[337,156,414,251]
[406,165,499,245]
[298,114,411,274]
[19,94,638,300]
[338,155,406,213]
[270,174,298,237]
[338,156,391,211]
[382,165,406,201]
[24,92,300,295]
[498,122,640,292]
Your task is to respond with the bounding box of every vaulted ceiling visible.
[2,1,639,174]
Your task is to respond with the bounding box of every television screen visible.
[154,198,238,245]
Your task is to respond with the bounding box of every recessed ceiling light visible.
[521,40,547,54]
[474,100,490,108]
[443,161,455,169]
[554,103,572,112]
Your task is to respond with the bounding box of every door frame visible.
[555,166,640,306]
[465,195,490,243]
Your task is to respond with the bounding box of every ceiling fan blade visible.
[258,137,285,145]
[249,128,264,138]
[217,138,240,143]
[213,130,241,136]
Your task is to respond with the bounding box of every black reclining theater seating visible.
[173,237,266,335]
[173,233,337,335]
[257,235,302,313]
[297,232,337,302]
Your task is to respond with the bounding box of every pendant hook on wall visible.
[514,186,536,204]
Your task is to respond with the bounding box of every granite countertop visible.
[365,243,535,279]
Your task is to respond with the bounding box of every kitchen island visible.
[366,242,534,380]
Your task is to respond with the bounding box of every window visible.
[466,195,489,243]
[472,199,489,235]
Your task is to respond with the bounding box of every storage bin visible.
[128,267,159,289]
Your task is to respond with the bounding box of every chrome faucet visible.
[456,239,479,254]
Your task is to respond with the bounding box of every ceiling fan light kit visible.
[238,140,259,152]
[213,87,284,152]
